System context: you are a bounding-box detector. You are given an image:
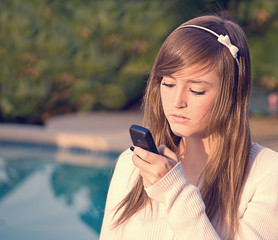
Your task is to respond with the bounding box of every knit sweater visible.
[100,143,278,239]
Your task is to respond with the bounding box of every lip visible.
[169,114,190,123]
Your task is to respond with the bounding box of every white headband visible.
[176,24,239,66]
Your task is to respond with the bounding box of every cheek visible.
[160,87,170,111]
[160,88,178,117]
[191,96,216,122]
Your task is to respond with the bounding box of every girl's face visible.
[160,65,220,139]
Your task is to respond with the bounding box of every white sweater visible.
[100,143,278,239]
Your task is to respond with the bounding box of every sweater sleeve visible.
[145,162,221,240]
[145,158,278,240]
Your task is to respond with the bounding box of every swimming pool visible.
[0,141,119,240]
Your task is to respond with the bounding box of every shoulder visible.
[240,144,278,202]
[110,148,138,191]
[117,148,134,165]
[115,148,136,176]
[247,143,278,185]
[251,143,278,173]
[104,149,138,208]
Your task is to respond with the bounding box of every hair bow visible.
[176,25,240,66]
[217,35,239,59]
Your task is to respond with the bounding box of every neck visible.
[179,136,213,186]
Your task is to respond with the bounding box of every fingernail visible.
[130,146,134,151]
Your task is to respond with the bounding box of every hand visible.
[131,145,179,188]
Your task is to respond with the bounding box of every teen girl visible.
[100,14,278,240]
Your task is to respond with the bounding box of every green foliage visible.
[0,0,278,123]
[235,0,278,90]
[0,0,178,123]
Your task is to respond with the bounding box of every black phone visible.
[129,125,158,154]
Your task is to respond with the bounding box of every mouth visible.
[169,114,190,123]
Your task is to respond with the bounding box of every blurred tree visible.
[0,0,180,123]
[0,0,277,124]
[236,0,278,91]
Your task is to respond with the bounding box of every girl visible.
[100,14,278,239]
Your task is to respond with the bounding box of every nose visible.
[173,88,187,109]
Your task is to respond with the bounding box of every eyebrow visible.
[167,75,212,86]
[187,79,212,85]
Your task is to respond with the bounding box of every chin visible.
[169,125,192,138]
[170,123,208,139]
[172,131,187,138]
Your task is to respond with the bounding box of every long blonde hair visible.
[114,14,251,238]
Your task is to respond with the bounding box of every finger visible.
[157,145,179,162]
[132,146,158,164]
[132,152,152,171]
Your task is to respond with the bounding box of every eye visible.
[161,82,175,88]
[190,88,206,95]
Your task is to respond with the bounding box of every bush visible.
[0,0,178,123]
[1,0,278,123]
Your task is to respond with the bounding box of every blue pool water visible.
[0,142,119,240]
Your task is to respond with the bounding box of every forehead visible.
[169,65,220,85]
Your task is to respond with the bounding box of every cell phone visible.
[129,125,158,154]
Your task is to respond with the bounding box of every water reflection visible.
[0,142,118,240]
